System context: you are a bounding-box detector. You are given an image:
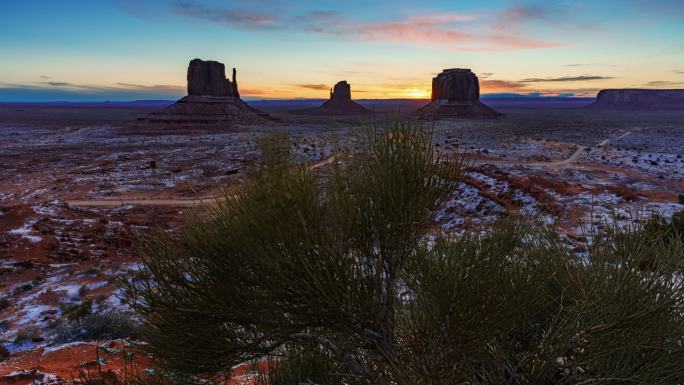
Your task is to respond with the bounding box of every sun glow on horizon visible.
[406,88,430,99]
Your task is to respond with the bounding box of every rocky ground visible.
[0,103,683,383]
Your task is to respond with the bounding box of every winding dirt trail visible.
[67,154,339,208]
[477,131,633,169]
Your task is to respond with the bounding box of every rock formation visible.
[187,59,239,98]
[416,68,501,118]
[141,59,272,126]
[592,89,684,110]
[297,81,371,115]
[329,80,352,101]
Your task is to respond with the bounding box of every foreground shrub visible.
[124,121,684,385]
[54,302,138,344]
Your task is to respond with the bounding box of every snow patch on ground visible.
[9,219,42,243]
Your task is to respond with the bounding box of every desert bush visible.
[60,299,94,322]
[124,121,684,385]
[256,346,340,385]
[54,301,138,343]
[0,297,10,311]
[13,327,41,344]
[0,345,9,361]
[673,209,684,234]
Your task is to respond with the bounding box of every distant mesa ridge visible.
[141,58,272,126]
[296,80,371,115]
[417,68,502,118]
[592,89,684,110]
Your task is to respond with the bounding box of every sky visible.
[1,0,683,101]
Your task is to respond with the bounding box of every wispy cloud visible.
[479,75,608,96]
[481,79,529,91]
[36,80,184,93]
[0,81,185,101]
[492,5,549,31]
[645,80,684,87]
[520,75,614,82]
[631,0,684,18]
[115,83,185,93]
[565,63,617,67]
[45,81,73,87]
[170,1,279,29]
[116,2,571,52]
[297,84,330,91]
[304,9,561,51]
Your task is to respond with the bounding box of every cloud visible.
[238,87,295,98]
[492,5,549,31]
[296,10,341,23]
[115,83,185,93]
[170,1,279,29]
[0,81,185,102]
[478,76,606,96]
[674,70,684,74]
[297,84,330,91]
[35,81,184,93]
[481,79,529,91]
[645,80,684,87]
[46,81,73,87]
[117,2,568,51]
[564,63,617,67]
[519,75,614,82]
[631,0,684,18]
[306,10,561,51]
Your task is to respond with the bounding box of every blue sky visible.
[1,0,683,101]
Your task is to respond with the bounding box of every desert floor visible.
[0,102,682,382]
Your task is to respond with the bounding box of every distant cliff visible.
[592,89,684,110]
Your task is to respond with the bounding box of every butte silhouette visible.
[416,68,501,118]
[297,81,371,115]
[142,59,272,126]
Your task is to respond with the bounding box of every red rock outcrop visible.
[329,80,352,101]
[592,89,684,110]
[187,58,239,98]
[416,69,501,118]
[141,59,272,126]
[297,81,371,116]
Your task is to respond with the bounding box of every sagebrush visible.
[124,121,684,385]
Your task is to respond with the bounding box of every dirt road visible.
[477,131,633,169]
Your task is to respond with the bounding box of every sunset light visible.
[406,88,430,99]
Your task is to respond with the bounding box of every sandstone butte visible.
[416,68,502,118]
[297,80,372,115]
[141,58,273,126]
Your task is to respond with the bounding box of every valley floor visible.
[0,103,683,383]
